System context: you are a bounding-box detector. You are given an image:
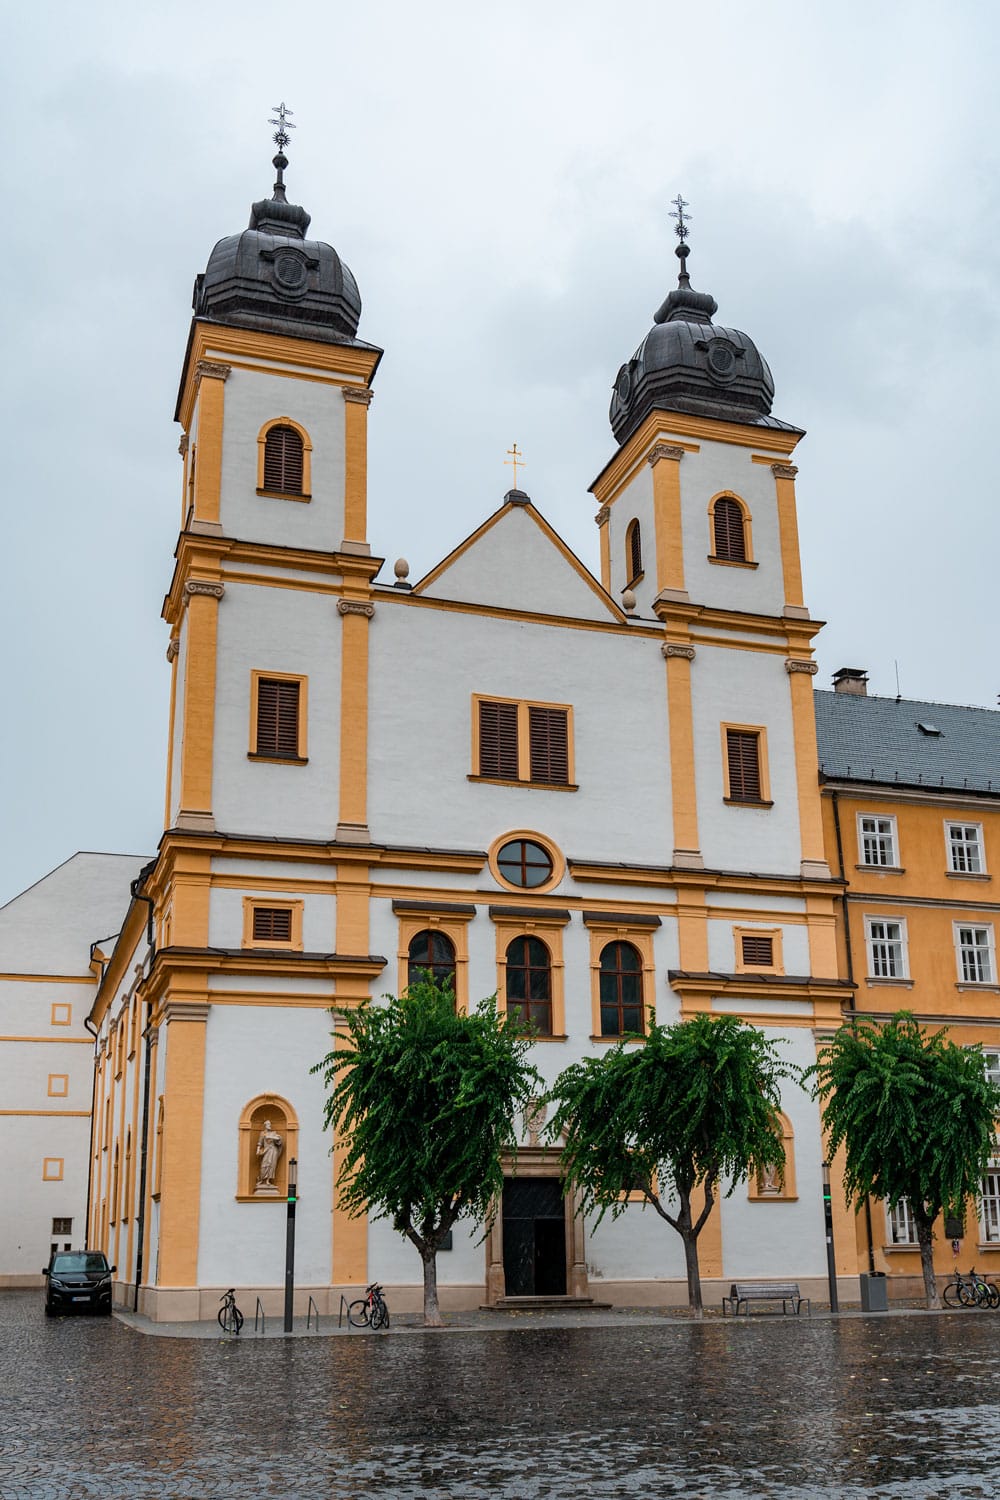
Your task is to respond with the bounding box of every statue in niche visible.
[255,1120,284,1194]
[759,1161,783,1196]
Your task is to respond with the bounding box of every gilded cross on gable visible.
[269,102,296,152]
[505,443,526,489]
[669,194,691,242]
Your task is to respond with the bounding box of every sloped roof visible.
[814,690,1000,795]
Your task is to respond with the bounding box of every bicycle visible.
[348,1282,390,1330]
[218,1287,244,1334]
[943,1268,998,1308]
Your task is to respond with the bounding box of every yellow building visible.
[817,668,1000,1292]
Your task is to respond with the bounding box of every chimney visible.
[832,667,868,697]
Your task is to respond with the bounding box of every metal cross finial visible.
[505,443,526,489]
[269,102,296,153]
[669,194,691,242]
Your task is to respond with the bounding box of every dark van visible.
[42,1251,115,1316]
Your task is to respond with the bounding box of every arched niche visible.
[237,1094,299,1203]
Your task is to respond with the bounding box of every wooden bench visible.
[722,1281,810,1316]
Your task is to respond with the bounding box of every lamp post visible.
[822,1160,839,1312]
[284,1156,298,1333]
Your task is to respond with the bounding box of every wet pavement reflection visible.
[4,1290,1000,1498]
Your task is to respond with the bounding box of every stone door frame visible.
[485,1146,589,1303]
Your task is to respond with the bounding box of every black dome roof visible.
[610,248,779,443]
[193,154,363,345]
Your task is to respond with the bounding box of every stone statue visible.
[255,1121,284,1192]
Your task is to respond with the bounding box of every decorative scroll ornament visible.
[342,386,374,406]
[184,580,225,600]
[771,463,799,480]
[785,659,819,675]
[662,642,696,660]
[166,639,180,662]
[594,505,611,527]
[178,433,190,456]
[337,599,375,617]
[195,360,232,383]
[648,443,686,467]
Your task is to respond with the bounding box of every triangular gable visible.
[413,499,624,623]
[0,851,150,973]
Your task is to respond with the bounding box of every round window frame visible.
[488,830,565,894]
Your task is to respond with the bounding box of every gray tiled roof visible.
[814,690,1000,796]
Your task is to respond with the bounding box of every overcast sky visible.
[2,1,998,908]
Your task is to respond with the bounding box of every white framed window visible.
[887,1197,916,1245]
[980,1166,1000,1244]
[955,924,995,984]
[865,917,908,979]
[858,814,897,867]
[983,1051,1000,1088]
[947,822,985,875]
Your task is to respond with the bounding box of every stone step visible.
[480,1296,613,1311]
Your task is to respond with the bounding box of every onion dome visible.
[193,149,363,345]
[610,213,780,443]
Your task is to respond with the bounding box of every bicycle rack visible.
[254,1297,266,1335]
[338,1294,352,1329]
[307,1295,320,1332]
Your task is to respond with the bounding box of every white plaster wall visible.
[217,368,347,551]
[207,886,336,953]
[211,581,341,838]
[197,1004,334,1288]
[368,1211,485,1288]
[692,646,802,874]
[0,1118,90,1276]
[680,441,788,615]
[706,917,811,975]
[586,1200,690,1282]
[369,601,673,864]
[421,505,616,622]
[606,465,657,616]
[720,1029,827,1278]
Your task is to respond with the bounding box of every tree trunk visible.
[421,1248,443,1327]
[916,1213,940,1310]
[678,1187,703,1318]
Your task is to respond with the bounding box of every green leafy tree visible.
[313,979,541,1326]
[810,1013,1000,1308]
[546,1014,796,1317]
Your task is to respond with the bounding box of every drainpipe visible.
[831,789,876,1273]
[129,875,156,1312]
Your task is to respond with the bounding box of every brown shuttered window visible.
[252,907,293,943]
[263,425,305,494]
[256,678,301,758]
[741,934,774,967]
[479,700,519,779]
[726,729,762,802]
[627,519,642,581]
[713,497,747,561]
[528,707,569,785]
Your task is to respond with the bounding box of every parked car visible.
[42,1251,115,1316]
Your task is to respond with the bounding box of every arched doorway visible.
[485,1146,589,1303]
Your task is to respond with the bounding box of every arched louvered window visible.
[505,936,552,1035]
[626,519,643,582]
[713,497,747,562]
[407,929,457,993]
[599,941,644,1037]
[263,424,305,494]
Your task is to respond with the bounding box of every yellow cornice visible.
[162,533,384,624]
[378,589,658,639]
[568,860,843,897]
[176,322,381,430]
[89,896,150,1030]
[654,597,824,644]
[590,410,802,505]
[154,827,487,876]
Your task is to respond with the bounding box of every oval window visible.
[496,838,554,889]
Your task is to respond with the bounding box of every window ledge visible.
[590,1034,646,1044]
[256,488,312,503]
[626,570,645,588]
[247,753,309,765]
[748,1194,799,1204]
[235,1193,289,1204]
[734,968,784,977]
[468,775,577,792]
[856,864,905,875]
[723,797,774,809]
[521,1033,569,1043]
[957,983,1000,993]
[947,871,992,882]
[707,555,758,570]
[881,1243,920,1254]
[977,1243,1000,1253]
[866,977,914,988]
[242,944,300,954]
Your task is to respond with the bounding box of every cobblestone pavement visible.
[5,1289,1000,1499]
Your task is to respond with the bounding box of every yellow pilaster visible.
[805,892,839,980]
[167,846,212,948]
[649,444,686,596]
[155,996,208,1288]
[695,1180,723,1279]
[163,636,180,830]
[342,387,373,545]
[334,857,372,1005]
[177,585,223,828]
[331,1014,368,1287]
[663,642,701,866]
[596,505,611,592]
[191,363,230,528]
[771,463,804,612]
[676,889,709,974]
[786,659,830,877]
[335,591,373,844]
